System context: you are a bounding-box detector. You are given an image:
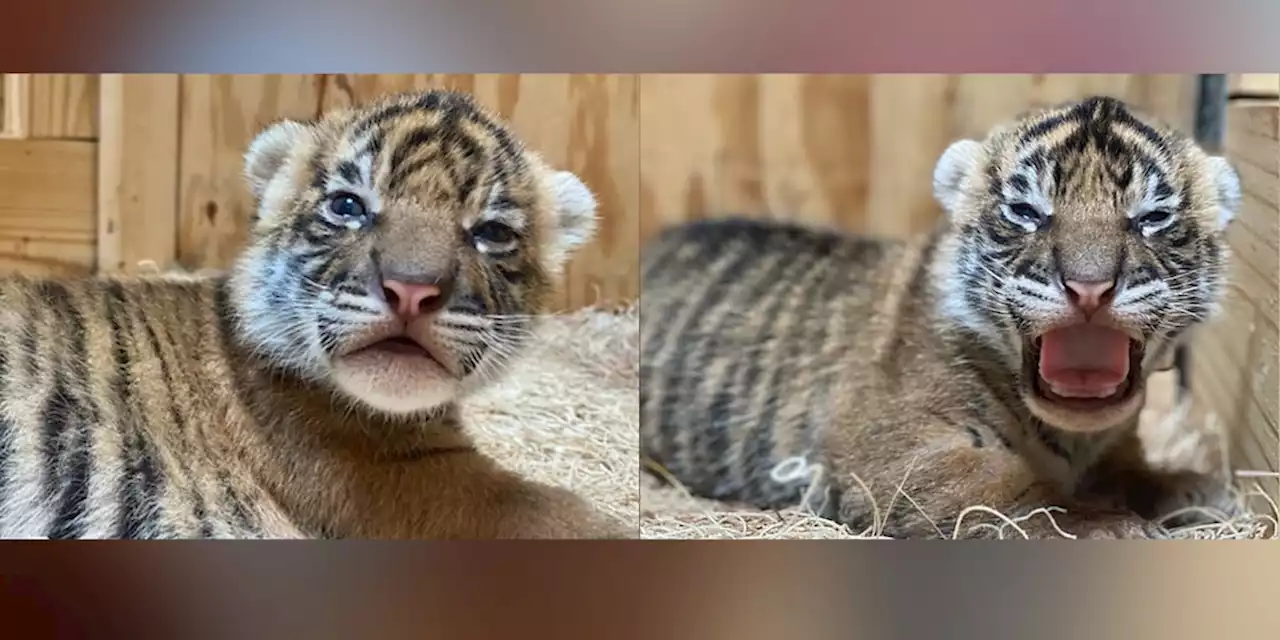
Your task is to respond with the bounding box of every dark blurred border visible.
[1,2,1278,638]
[0,542,1277,638]
[1,0,1278,71]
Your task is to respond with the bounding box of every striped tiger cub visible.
[0,89,629,539]
[641,96,1244,539]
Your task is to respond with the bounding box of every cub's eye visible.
[471,220,519,251]
[1004,202,1046,229]
[328,192,367,219]
[1134,209,1175,234]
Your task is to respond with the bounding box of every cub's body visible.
[641,97,1241,539]
[0,275,302,538]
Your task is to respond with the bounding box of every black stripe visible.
[0,311,11,508]
[140,309,213,537]
[965,425,986,448]
[1009,174,1031,195]
[308,155,329,191]
[1020,113,1072,144]
[45,286,94,539]
[336,160,361,185]
[385,151,438,196]
[697,242,820,498]
[655,244,757,472]
[105,285,152,538]
[740,247,829,506]
[387,126,441,183]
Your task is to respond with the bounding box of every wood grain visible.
[0,139,97,276]
[97,74,180,273]
[0,74,98,139]
[177,74,639,312]
[639,74,1199,243]
[1190,102,1279,484]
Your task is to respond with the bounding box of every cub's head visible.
[229,90,598,415]
[931,96,1240,432]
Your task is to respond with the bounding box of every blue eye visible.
[328,192,367,219]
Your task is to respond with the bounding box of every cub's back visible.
[639,217,900,508]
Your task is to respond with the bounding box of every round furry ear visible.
[1204,156,1241,231]
[244,119,312,202]
[933,139,984,215]
[545,171,599,268]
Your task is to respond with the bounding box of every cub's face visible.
[931,96,1240,432]
[230,90,598,415]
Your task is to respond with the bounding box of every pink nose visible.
[1064,279,1116,317]
[381,279,446,321]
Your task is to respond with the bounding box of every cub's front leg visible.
[1084,433,1240,528]
[423,452,633,539]
[824,421,1167,540]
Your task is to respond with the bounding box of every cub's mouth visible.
[366,335,436,359]
[1023,324,1143,413]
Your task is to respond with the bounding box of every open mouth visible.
[1024,324,1143,412]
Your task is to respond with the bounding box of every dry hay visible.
[641,370,1278,540]
[466,303,640,531]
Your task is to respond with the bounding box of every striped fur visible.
[0,90,626,539]
[641,97,1242,539]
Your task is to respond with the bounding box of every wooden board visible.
[1191,102,1279,489]
[638,74,1199,243]
[1230,73,1280,97]
[0,139,97,276]
[176,74,640,312]
[0,74,98,140]
[96,74,180,273]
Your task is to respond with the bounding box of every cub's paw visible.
[1129,471,1241,528]
[1016,509,1168,540]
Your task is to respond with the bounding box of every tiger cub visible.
[0,89,629,539]
[640,96,1243,539]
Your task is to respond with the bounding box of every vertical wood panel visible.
[97,74,180,273]
[1190,102,1279,494]
[178,74,639,311]
[0,74,98,139]
[639,74,1201,243]
[27,74,98,139]
[177,74,325,270]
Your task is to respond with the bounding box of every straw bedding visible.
[465,302,1275,540]
[640,368,1277,540]
[467,303,641,531]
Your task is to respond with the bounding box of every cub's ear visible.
[544,170,599,270]
[1204,155,1241,231]
[244,119,312,203]
[933,139,984,215]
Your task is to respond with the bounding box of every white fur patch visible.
[933,139,984,215]
[244,120,312,203]
[1204,156,1241,230]
[545,170,599,269]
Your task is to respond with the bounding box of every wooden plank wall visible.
[1190,100,1279,500]
[0,73,99,276]
[639,74,1199,242]
[175,74,640,312]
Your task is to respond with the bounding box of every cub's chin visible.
[1020,328,1147,433]
[331,336,462,415]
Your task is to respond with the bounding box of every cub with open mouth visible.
[639,96,1248,540]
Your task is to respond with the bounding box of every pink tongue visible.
[1038,325,1130,396]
